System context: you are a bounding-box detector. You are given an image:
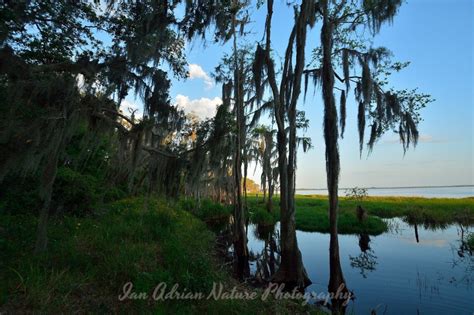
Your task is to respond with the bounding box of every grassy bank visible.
[0,198,314,313]
[247,194,474,235]
[351,195,474,225]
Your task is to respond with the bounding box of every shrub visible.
[249,207,277,226]
[178,198,197,212]
[102,185,127,203]
[53,167,99,216]
[195,199,231,221]
[0,176,40,215]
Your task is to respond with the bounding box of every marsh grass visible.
[247,195,474,235]
[248,207,279,227]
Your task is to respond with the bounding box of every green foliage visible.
[195,199,231,222]
[0,176,40,215]
[344,187,368,203]
[177,198,197,212]
[249,207,278,226]
[102,186,127,203]
[53,167,99,216]
[0,161,126,217]
[361,196,474,226]
[178,198,232,223]
[295,208,387,235]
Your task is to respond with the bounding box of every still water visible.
[246,219,474,314]
[296,186,474,198]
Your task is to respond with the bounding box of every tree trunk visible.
[321,1,349,311]
[34,134,63,254]
[265,135,274,212]
[231,10,249,279]
[272,128,311,289]
[243,149,248,211]
[266,182,273,212]
[263,0,311,290]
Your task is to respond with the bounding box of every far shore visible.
[295,184,474,190]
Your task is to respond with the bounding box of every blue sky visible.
[164,0,473,188]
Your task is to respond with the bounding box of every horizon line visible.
[295,184,474,191]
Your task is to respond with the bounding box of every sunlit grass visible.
[246,194,474,235]
[0,197,320,313]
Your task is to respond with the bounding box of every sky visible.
[129,0,474,189]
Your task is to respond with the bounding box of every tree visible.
[252,126,278,212]
[0,0,108,253]
[253,0,318,288]
[0,0,227,252]
[304,0,432,311]
[209,0,255,278]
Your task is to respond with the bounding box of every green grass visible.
[247,194,474,235]
[178,198,232,222]
[0,197,319,314]
[248,207,279,227]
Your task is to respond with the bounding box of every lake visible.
[295,186,474,198]
[246,219,474,314]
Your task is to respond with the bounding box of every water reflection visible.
[214,216,474,314]
[252,224,280,284]
[247,218,474,314]
[414,222,419,243]
[211,216,250,279]
[349,234,378,279]
[456,224,473,258]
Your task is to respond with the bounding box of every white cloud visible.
[188,63,214,89]
[119,99,142,117]
[175,94,222,119]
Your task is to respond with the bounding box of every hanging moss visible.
[358,101,366,156]
[342,49,350,92]
[339,90,346,138]
[252,44,266,103]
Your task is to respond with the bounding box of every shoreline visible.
[247,194,474,234]
[295,184,474,190]
[293,194,474,199]
[249,193,474,203]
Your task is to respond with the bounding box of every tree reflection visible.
[349,234,378,278]
[253,224,281,283]
[456,224,472,258]
[328,233,353,314]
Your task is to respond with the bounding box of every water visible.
[296,186,474,198]
[246,219,474,314]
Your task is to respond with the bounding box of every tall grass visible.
[246,194,474,234]
[0,198,223,312]
[0,197,320,313]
